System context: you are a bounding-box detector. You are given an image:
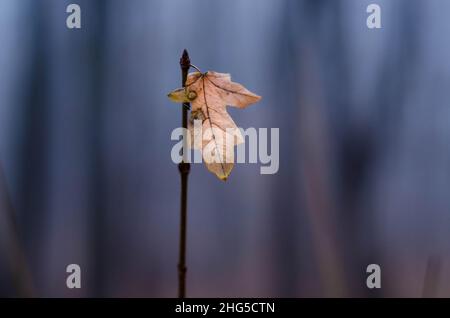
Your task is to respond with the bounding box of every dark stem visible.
[0,161,35,297]
[178,49,191,298]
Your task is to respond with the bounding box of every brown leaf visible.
[169,71,261,180]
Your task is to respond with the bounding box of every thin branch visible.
[177,49,191,298]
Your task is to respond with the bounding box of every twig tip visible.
[180,49,190,69]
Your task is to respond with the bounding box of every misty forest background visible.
[1,0,450,297]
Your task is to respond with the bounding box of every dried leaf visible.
[168,71,261,180]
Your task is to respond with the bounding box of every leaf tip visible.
[167,88,190,103]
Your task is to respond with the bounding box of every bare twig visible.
[177,49,191,298]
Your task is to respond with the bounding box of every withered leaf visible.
[168,71,261,180]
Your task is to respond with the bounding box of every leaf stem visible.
[189,64,202,73]
[177,49,191,298]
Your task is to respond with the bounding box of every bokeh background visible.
[1,0,450,297]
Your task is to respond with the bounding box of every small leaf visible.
[168,70,261,180]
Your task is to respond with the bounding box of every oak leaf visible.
[168,71,261,180]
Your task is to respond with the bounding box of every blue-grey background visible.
[1,0,450,297]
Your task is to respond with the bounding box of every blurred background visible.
[1,0,450,297]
